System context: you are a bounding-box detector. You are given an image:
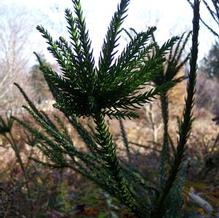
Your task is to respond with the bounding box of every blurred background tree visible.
[200,42,219,81]
[28,55,51,104]
[0,7,32,113]
[0,5,54,114]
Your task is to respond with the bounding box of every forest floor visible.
[0,101,218,217]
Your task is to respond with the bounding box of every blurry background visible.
[0,1,219,217]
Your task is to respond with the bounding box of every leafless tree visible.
[0,7,33,113]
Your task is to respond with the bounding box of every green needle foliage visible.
[0,115,32,202]
[153,31,192,192]
[34,0,177,120]
[13,0,200,217]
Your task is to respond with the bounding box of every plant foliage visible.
[13,0,200,217]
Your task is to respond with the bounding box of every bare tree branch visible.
[0,7,33,112]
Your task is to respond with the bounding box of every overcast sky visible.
[0,0,216,65]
